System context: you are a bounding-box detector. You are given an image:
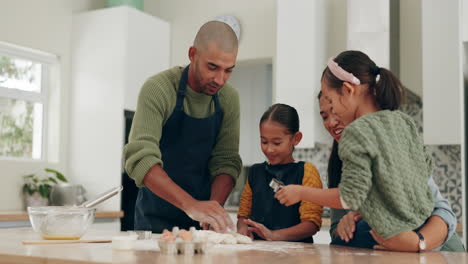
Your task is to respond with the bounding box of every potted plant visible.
[22,168,68,208]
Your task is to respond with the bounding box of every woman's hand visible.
[370,230,419,252]
[274,185,303,206]
[244,219,275,241]
[335,211,361,242]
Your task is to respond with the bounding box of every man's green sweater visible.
[124,66,242,187]
[338,110,433,239]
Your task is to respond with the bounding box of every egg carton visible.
[158,226,212,255]
[158,240,213,255]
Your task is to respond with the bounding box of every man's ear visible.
[188,46,196,62]
[342,82,356,96]
[293,131,303,146]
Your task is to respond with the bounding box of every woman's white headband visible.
[327,57,361,85]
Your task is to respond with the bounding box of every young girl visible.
[275,50,434,250]
[318,92,465,252]
[236,103,323,242]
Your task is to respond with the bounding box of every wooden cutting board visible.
[22,239,111,245]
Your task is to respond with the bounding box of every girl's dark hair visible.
[322,50,405,110]
[327,141,342,188]
[260,103,299,134]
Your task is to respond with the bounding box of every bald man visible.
[124,21,241,233]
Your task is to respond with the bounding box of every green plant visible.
[22,168,68,199]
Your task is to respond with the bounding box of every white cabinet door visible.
[70,6,170,211]
[275,0,328,147]
[347,0,390,68]
[422,0,462,145]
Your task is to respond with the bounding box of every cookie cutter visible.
[269,178,284,192]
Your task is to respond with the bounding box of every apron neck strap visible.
[175,65,190,110]
[176,64,222,112]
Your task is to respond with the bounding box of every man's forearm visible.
[210,174,234,205]
[143,165,196,211]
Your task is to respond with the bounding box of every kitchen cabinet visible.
[69,6,170,211]
[275,0,330,148]
[347,0,390,68]
[421,0,462,145]
[464,0,468,42]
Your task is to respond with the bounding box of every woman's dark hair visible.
[322,50,406,110]
[318,91,342,188]
[327,141,342,188]
[260,103,299,135]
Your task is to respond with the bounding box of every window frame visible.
[0,41,58,161]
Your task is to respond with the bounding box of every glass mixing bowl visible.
[27,206,96,240]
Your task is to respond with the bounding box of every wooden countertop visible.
[0,211,123,221]
[0,227,466,264]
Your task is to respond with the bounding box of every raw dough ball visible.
[192,230,252,244]
[232,232,253,244]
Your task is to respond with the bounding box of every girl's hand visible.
[274,185,303,206]
[370,230,420,252]
[244,219,274,241]
[237,218,253,239]
[336,211,361,242]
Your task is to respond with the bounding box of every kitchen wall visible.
[0,0,105,210]
[144,0,347,67]
[294,92,463,222]
[399,0,422,97]
[144,0,276,66]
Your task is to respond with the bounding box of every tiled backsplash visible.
[293,91,463,222]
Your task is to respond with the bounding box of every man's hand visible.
[244,219,274,241]
[274,185,303,206]
[183,200,234,233]
[370,230,420,252]
[336,212,362,242]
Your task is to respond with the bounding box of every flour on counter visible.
[193,230,252,244]
[211,241,307,253]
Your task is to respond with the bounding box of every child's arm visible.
[237,181,253,238]
[244,218,319,241]
[275,162,346,209]
[275,186,345,209]
[237,217,253,239]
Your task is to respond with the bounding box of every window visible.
[0,42,58,160]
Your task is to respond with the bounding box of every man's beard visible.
[194,65,219,95]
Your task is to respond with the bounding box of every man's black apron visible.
[134,65,223,233]
[249,161,314,243]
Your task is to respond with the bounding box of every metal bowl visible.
[27,206,96,240]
